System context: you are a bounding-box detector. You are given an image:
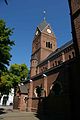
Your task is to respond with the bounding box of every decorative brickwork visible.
[14,1,80,116]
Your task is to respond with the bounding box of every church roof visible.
[38,20,48,31]
[19,85,28,94]
[31,54,38,61]
[47,40,73,59]
[49,40,73,58]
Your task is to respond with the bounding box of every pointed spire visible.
[38,19,48,32]
[35,10,48,32]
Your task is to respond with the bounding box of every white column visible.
[48,60,50,69]
[62,52,65,62]
[43,74,48,97]
[28,80,33,112]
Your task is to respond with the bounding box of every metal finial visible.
[43,10,46,20]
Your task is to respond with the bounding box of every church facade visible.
[26,0,80,113]
[27,19,75,112]
[14,1,80,117]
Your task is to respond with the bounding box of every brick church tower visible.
[30,20,57,77]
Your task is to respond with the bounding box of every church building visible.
[14,1,80,118]
[28,19,75,112]
[27,0,80,114]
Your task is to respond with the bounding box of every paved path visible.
[0,106,47,120]
[0,105,53,120]
[0,111,39,120]
[0,106,64,120]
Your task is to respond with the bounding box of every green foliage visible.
[0,19,15,71]
[0,19,28,95]
[0,72,12,95]
[9,64,29,81]
[0,64,29,94]
[9,63,28,87]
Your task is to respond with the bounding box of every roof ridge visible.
[38,19,49,32]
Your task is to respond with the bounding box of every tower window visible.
[50,43,52,48]
[46,42,52,49]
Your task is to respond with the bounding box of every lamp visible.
[30,79,33,82]
[43,74,47,77]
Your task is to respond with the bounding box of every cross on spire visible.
[43,10,46,20]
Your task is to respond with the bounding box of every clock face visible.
[47,29,51,33]
[35,30,38,35]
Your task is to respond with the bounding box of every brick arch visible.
[50,81,63,96]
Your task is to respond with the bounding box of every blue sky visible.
[0,0,72,69]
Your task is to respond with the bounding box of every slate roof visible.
[31,54,38,61]
[48,40,73,59]
[60,40,73,51]
[19,85,28,94]
[38,20,48,32]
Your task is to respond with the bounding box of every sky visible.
[0,0,72,69]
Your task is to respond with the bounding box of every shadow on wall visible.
[35,57,80,120]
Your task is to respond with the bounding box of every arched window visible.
[34,85,44,97]
[72,52,75,58]
[46,42,52,49]
[46,42,48,47]
[58,60,61,65]
[53,63,54,67]
[52,82,62,96]
[50,43,52,48]
[69,55,71,59]
[55,61,57,66]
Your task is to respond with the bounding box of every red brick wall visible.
[71,0,80,53]
[71,0,80,13]
[74,15,80,52]
[65,49,75,60]
[47,72,59,95]
[33,78,44,97]
[19,94,27,111]
[32,98,39,112]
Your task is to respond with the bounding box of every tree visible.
[0,19,14,72]
[9,63,29,95]
[0,64,29,95]
[9,63,29,88]
[9,64,29,82]
[0,71,12,95]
